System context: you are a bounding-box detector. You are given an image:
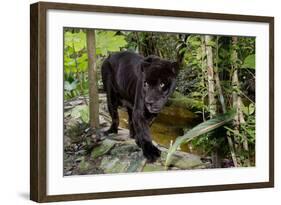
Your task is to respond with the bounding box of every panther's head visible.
[141,56,179,114]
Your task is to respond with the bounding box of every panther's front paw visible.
[142,141,161,163]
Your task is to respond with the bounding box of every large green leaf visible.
[96,31,128,56]
[76,53,88,72]
[65,30,127,58]
[242,103,255,116]
[64,55,76,74]
[165,110,236,167]
[242,54,255,69]
[64,56,76,66]
[64,31,86,51]
[77,53,88,64]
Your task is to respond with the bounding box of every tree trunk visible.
[86,29,100,129]
[205,35,217,117]
[214,37,238,167]
[201,36,207,121]
[231,37,250,166]
[205,35,221,168]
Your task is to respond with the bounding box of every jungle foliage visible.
[64,28,256,167]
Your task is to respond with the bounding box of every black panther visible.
[101,51,179,162]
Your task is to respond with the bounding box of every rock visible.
[99,141,146,173]
[64,121,87,143]
[168,91,204,111]
[110,144,141,156]
[79,157,90,171]
[75,156,84,162]
[69,105,88,120]
[91,139,116,159]
[64,96,210,176]
[155,106,198,127]
[160,148,205,169]
[108,128,132,141]
[143,163,166,172]
[100,156,129,173]
[126,152,146,172]
[69,99,84,106]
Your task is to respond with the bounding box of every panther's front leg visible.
[132,110,161,162]
[127,107,135,139]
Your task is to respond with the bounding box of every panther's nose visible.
[145,99,155,105]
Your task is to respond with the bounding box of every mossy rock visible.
[168,91,204,111]
[99,142,146,173]
[155,106,198,126]
[100,156,129,173]
[142,163,166,172]
[126,152,146,172]
[79,157,90,171]
[160,149,204,169]
[91,139,116,159]
[110,144,141,156]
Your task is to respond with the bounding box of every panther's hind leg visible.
[105,89,119,135]
[101,60,119,135]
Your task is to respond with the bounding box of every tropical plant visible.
[165,110,236,167]
[63,28,256,167]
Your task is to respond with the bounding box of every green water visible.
[118,105,202,154]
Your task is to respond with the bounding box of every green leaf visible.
[77,53,88,63]
[64,56,76,67]
[240,124,255,141]
[79,61,88,72]
[242,103,255,116]
[165,110,236,167]
[76,53,88,72]
[64,31,86,51]
[64,80,77,91]
[206,40,216,47]
[96,31,127,56]
[242,54,255,69]
[64,45,75,56]
[189,40,201,47]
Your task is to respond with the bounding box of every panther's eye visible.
[144,81,149,87]
[160,83,165,88]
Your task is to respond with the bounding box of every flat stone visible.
[108,128,131,141]
[143,163,166,172]
[126,152,146,172]
[160,148,204,169]
[91,139,116,159]
[110,144,141,156]
[98,143,146,173]
[100,156,129,174]
[79,157,90,171]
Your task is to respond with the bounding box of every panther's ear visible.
[171,61,179,75]
[141,55,160,72]
[144,55,160,63]
[141,60,151,73]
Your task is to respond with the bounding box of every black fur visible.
[101,51,178,162]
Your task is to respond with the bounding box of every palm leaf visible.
[165,110,236,167]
